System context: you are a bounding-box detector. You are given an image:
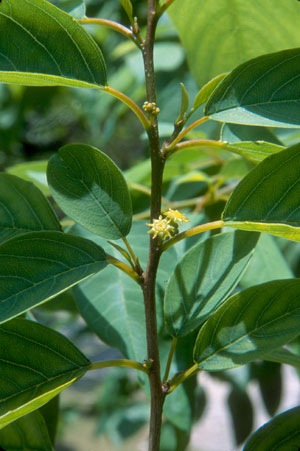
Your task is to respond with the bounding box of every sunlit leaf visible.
[194,280,300,371]
[222,143,300,240]
[169,0,300,87]
[206,48,300,128]
[0,0,106,88]
[0,318,90,429]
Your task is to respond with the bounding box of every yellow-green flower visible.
[147,215,175,240]
[164,209,189,226]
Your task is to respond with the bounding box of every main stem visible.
[141,2,166,450]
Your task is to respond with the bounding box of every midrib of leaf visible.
[0,326,82,367]
[27,0,97,82]
[0,367,85,406]
[197,285,300,364]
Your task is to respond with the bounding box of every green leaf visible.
[49,0,86,19]
[193,73,227,110]
[39,396,59,447]
[0,173,61,244]
[244,406,300,451]
[262,347,300,369]
[228,388,253,445]
[194,279,300,371]
[205,48,300,128]
[221,123,282,146]
[177,82,189,120]
[168,0,300,87]
[0,318,91,429]
[120,0,133,22]
[0,411,53,450]
[0,231,107,324]
[6,160,49,195]
[222,143,300,240]
[0,0,106,88]
[164,230,259,337]
[240,234,293,288]
[47,144,132,240]
[72,222,179,361]
[223,142,284,164]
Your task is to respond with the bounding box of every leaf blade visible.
[222,143,300,240]
[47,144,132,240]
[244,406,300,451]
[0,318,91,429]
[0,173,61,244]
[205,48,300,128]
[164,231,259,337]
[0,0,106,88]
[0,231,107,324]
[194,279,300,371]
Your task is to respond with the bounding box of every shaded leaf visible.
[221,123,282,145]
[194,279,300,371]
[228,388,253,445]
[47,144,132,240]
[0,231,107,324]
[0,0,106,88]
[0,318,90,429]
[164,231,259,337]
[0,173,61,244]
[263,347,300,369]
[168,0,300,87]
[222,143,300,241]
[120,0,133,22]
[0,411,53,451]
[39,396,60,447]
[72,222,179,361]
[50,0,86,19]
[206,48,300,128]
[240,234,293,288]
[223,141,284,164]
[244,406,300,450]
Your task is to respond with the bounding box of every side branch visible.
[79,17,136,44]
[100,86,150,130]
[162,220,224,252]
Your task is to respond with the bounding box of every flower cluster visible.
[147,209,189,241]
[142,101,160,115]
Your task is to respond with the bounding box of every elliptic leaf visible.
[244,407,300,451]
[47,144,132,239]
[0,318,91,429]
[194,279,300,371]
[0,0,106,88]
[222,143,300,240]
[0,231,107,324]
[0,411,53,451]
[0,173,61,244]
[205,48,300,128]
[164,231,259,337]
[169,0,300,87]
